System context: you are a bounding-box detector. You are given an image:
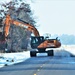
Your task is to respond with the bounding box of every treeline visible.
[53,34,75,45]
[0,0,36,52]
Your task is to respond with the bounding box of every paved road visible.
[0,56,75,75]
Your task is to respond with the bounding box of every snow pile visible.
[54,45,75,57]
[0,51,30,68]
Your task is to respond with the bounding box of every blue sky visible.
[0,0,75,36]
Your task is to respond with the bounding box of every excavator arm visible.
[4,14,40,38]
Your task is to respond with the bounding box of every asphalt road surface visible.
[0,56,75,75]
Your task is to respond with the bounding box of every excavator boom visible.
[4,14,40,38]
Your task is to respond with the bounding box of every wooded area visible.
[0,0,36,52]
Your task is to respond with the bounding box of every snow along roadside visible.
[0,51,30,68]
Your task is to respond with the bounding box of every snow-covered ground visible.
[54,45,75,57]
[0,51,30,68]
[0,45,75,68]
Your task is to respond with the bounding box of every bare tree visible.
[0,0,36,52]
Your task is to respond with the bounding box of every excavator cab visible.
[31,36,44,49]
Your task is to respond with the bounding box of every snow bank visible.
[54,45,75,57]
[0,51,30,68]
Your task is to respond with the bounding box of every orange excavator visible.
[0,14,61,57]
